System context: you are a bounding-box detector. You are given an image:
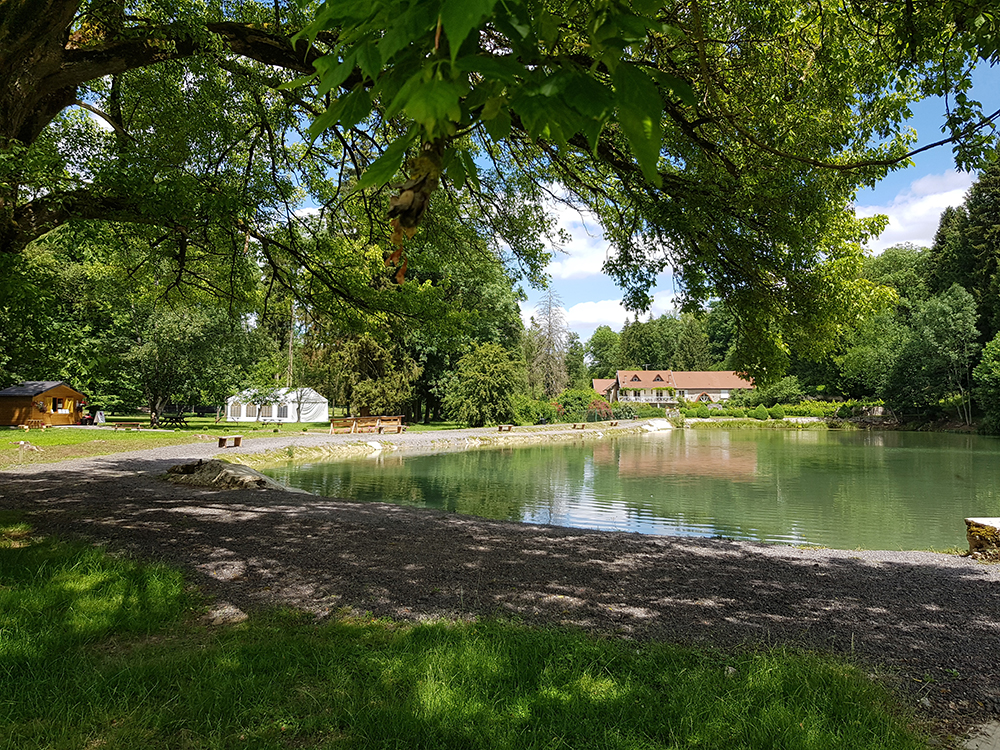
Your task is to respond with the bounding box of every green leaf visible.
[446,150,467,189]
[337,86,374,130]
[441,0,499,58]
[648,70,696,107]
[307,86,374,140]
[277,74,315,92]
[455,54,526,84]
[459,149,480,190]
[307,106,340,142]
[404,78,467,135]
[613,63,662,186]
[481,95,505,120]
[482,108,511,139]
[356,44,382,81]
[354,132,416,192]
[315,52,357,97]
[561,71,614,120]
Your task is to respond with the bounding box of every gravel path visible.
[2,425,999,735]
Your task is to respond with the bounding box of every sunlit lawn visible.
[0,417,331,469]
[0,416,476,469]
[0,514,929,750]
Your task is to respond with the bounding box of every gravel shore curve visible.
[2,425,999,734]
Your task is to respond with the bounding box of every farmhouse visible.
[0,381,87,426]
[225,387,328,423]
[605,370,753,405]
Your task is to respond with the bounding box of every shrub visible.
[587,398,614,420]
[696,405,711,419]
[555,388,602,415]
[612,403,636,420]
[784,401,839,418]
[836,404,853,419]
[728,375,805,408]
[768,405,785,420]
[753,404,769,420]
[512,394,558,425]
[633,403,666,419]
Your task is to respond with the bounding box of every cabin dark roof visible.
[0,381,72,397]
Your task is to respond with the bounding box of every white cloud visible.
[857,170,973,251]
[542,199,613,281]
[565,298,627,326]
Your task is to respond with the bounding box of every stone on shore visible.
[165,458,298,492]
[965,518,1000,560]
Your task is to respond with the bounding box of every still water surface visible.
[262,429,1000,550]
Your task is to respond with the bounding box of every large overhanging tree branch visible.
[289,0,998,380]
[0,0,337,255]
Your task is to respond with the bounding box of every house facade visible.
[601,370,753,405]
[0,381,87,426]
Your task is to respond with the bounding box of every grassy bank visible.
[0,514,928,750]
[0,418,333,470]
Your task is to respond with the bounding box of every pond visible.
[261,429,1000,550]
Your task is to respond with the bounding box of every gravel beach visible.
[2,425,999,735]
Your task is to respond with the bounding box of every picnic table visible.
[160,414,190,427]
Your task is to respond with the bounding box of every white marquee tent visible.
[225,387,328,423]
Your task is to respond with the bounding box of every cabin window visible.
[631,375,641,382]
[246,403,257,418]
[261,404,272,418]
[278,404,288,418]
[653,374,663,382]
[229,401,241,418]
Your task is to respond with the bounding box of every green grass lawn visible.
[0,514,929,750]
[0,417,333,470]
[0,416,475,469]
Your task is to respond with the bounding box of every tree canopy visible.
[2,0,999,382]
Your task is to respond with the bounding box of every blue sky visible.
[521,65,1000,342]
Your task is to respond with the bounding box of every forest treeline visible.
[2,1,999,430]
[4,158,1000,431]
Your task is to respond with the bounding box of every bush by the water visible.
[512,394,558,425]
[768,405,785,420]
[784,401,840,417]
[753,404,769,420]
[631,403,668,419]
[728,376,806,408]
[696,405,711,419]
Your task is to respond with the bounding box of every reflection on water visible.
[261,429,1000,550]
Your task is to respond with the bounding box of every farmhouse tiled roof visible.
[615,371,753,389]
[670,371,753,389]
[592,378,616,396]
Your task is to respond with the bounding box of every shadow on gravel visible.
[2,456,999,724]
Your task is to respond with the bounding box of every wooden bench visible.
[330,416,405,434]
[571,423,586,430]
[113,422,140,431]
[23,419,46,430]
[498,424,514,432]
[218,435,243,448]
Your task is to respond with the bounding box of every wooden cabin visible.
[0,381,87,427]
